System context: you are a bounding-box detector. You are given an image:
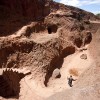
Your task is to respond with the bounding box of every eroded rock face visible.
[0,0,51,20]
[0,0,51,36]
[0,1,94,87]
[0,0,99,99]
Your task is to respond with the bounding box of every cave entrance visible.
[47,24,58,34]
[44,46,75,86]
[0,75,14,98]
[47,27,52,34]
[0,69,27,98]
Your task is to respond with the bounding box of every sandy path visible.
[19,47,93,99]
[17,22,100,100]
[48,48,93,90]
[46,21,100,100]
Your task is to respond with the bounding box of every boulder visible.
[80,54,87,59]
[52,68,61,78]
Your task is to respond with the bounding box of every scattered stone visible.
[52,68,61,78]
[80,54,87,59]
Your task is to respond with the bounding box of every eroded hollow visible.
[61,46,76,58]
[44,56,63,86]
[44,46,75,86]
[74,37,83,48]
[0,69,26,98]
[47,24,58,34]
[83,31,92,46]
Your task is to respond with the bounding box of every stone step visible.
[0,68,31,76]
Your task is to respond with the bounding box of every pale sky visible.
[54,0,100,14]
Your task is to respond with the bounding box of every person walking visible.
[67,75,77,87]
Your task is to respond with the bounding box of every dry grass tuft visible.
[69,68,79,76]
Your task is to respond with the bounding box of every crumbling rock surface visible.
[0,0,100,100]
[0,0,50,20]
[0,0,51,36]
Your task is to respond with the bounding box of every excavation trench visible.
[44,46,75,86]
[0,69,27,98]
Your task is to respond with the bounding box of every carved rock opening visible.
[47,24,58,34]
[0,69,29,98]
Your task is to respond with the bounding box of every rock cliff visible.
[0,0,100,100]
